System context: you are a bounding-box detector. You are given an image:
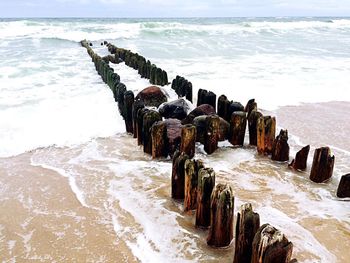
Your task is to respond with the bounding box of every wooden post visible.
[245,99,257,119]
[137,108,149,145]
[123,90,134,134]
[289,145,310,171]
[197,89,208,106]
[207,183,234,247]
[132,100,145,138]
[257,116,276,155]
[204,115,220,154]
[196,168,215,228]
[271,129,290,162]
[171,151,190,199]
[251,224,293,263]
[233,203,260,263]
[337,174,350,198]
[151,121,168,158]
[248,110,263,146]
[184,159,204,212]
[205,91,217,111]
[310,147,335,183]
[229,111,247,146]
[186,82,193,102]
[180,124,196,159]
[218,95,229,120]
[143,111,162,154]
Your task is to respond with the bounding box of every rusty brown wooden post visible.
[248,110,263,146]
[143,111,162,154]
[271,129,290,162]
[207,183,234,247]
[337,174,350,198]
[233,203,260,263]
[184,159,204,212]
[289,145,310,171]
[171,151,190,199]
[180,124,196,159]
[257,116,276,155]
[229,111,247,146]
[204,115,220,154]
[151,121,168,158]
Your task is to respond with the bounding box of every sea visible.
[0,17,350,262]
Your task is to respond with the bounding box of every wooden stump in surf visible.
[289,145,310,171]
[218,95,230,120]
[143,111,162,154]
[204,115,220,154]
[184,159,204,212]
[337,174,350,198]
[123,90,134,134]
[251,224,293,263]
[132,100,145,138]
[233,203,260,263]
[195,168,215,228]
[229,111,247,146]
[207,183,234,247]
[271,129,290,162]
[309,147,335,183]
[257,116,276,155]
[137,108,150,146]
[180,124,196,159]
[248,110,263,146]
[245,99,257,119]
[151,121,168,158]
[171,151,190,200]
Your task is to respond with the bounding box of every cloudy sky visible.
[1,0,349,17]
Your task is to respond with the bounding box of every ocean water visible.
[0,17,350,262]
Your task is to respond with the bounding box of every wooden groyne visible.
[80,39,350,261]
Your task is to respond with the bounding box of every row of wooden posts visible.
[81,39,349,261]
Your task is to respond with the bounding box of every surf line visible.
[80,39,349,262]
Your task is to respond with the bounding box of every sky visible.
[0,0,350,18]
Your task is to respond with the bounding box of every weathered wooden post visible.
[123,90,134,134]
[257,116,276,155]
[289,145,310,171]
[186,82,193,102]
[229,111,247,146]
[245,99,257,118]
[204,115,220,154]
[337,174,350,198]
[143,111,162,154]
[180,124,196,159]
[251,224,293,263]
[137,108,149,145]
[248,110,263,146]
[196,168,215,228]
[172,151,190,199]
[132,100,145,138]
[271,129,290,162]
[218,95,229,120]
[162,70,168,86]
[233,203,260,263]
[310,147,335,183]
[207,183,234,247]
[206,91,217,111]
[184,159,204,212]
[151,121,168,158]
[197,89,208,106]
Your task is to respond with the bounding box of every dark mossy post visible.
[289,145,310,171]
[151,121,168,158]
[143,111,162,155]
[229,111,247,146]
[271,129,290,162]
[251,224,293,263]
[180,124,196,159]
[162,70,168,86]
[150,65,157,84]
[248,110,263,146]
[123,91,134,134]
[155,68,163,86]
[233,203,260,263]
[245,99,257,118]
[205,91,217,111]
[186,82,193,102]
[132,100,145,138]
[197,89,208,107]
[257,116,276,155]
[309,147,335,183]
[337,174,350,198]
[196,168,215,228]
[218,95,229,120]
[207,183,234,247]
[172,151,190,199]
[204,115,220,154]
[137,108,150,146]
[184,159,204,212]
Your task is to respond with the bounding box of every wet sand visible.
[0,101,349,262]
